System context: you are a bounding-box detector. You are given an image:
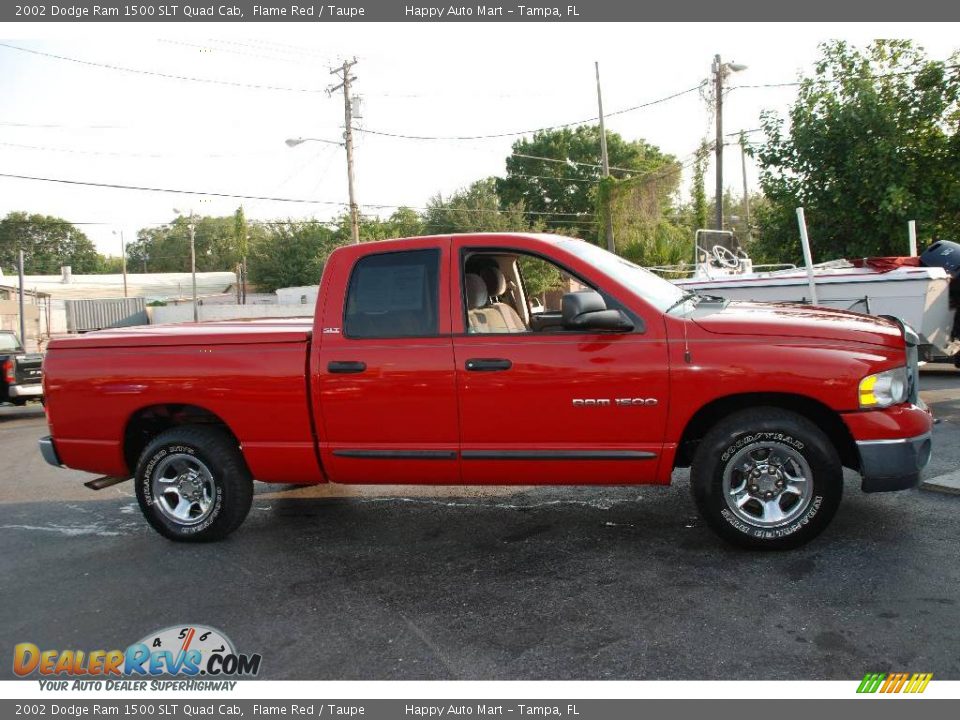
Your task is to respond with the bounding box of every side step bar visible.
[84,476,132,491]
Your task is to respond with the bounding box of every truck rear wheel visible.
[690,407,842,550]
[134,426,253,542]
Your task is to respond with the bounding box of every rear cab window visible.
[343,249,440,339]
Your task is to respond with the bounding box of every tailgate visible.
[14,353,43,385]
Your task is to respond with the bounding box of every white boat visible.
[657,231,960,362]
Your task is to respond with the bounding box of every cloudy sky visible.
[0,21,957,256]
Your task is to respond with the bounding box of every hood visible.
[691,301,904,349]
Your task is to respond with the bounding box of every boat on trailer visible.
[655,230,960,363]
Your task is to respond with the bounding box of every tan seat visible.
[477,266,526,332]
[465,272,526,334]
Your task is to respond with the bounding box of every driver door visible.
[451,237,670,485]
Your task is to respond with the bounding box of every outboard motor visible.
[920,239,960,351]
[921,239,960,277]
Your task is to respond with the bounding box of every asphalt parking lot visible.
[1,367,959,681]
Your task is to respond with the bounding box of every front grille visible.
[880,314,920,404]
[906,340,920,404]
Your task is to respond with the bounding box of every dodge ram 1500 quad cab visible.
[39,233,933,549]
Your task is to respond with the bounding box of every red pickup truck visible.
[39,233,933,549]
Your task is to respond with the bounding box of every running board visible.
[84,476,131,491]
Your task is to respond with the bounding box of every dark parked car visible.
[0,331,43,405]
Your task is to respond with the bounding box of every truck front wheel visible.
[134,426,253,542]
[690,407,842,550]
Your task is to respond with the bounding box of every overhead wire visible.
[0,41,326,94]
[0,140,283,160]
[355,82,707,141]
[0,171,598,218]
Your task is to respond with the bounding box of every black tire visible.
[135,426,253,542]
[690,407,842,550]
[12,398,27,407]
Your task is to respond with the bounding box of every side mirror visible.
[561,291,634,332]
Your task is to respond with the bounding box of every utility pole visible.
[712,55,747,233]
[18,250,25,347]
[114,229,128,297]
[595,61,615,253]
[713,54,724,232]
[188,223,198,322]
[739,131,751,243]
[329,59,360,245]
[121,230,128,298]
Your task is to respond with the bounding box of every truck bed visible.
[47,317,314,349]
[43,318,322,484]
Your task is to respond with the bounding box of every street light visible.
[712,55,748,232]
[285,136,342,148]
[173,208,198,323]
[111,229,129,298]
[285,135,359,244]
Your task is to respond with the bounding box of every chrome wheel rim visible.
[151,453,216,526]
[722,441,813,528]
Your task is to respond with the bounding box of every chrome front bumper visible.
[858,432,932,493]
[39,436,62,468]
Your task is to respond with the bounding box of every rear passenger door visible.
[314,239,460,483]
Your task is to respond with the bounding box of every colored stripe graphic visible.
[857,673,886,693]
[857,672,932,693]
[905,673,933,693]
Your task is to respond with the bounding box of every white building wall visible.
[276,286,320,306]
[150,304,313,325]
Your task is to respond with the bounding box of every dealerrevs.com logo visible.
[14,625,261,690]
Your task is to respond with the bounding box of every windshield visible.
[0,333,21,352]
[556,238,686,313]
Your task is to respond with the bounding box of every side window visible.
[463,251,598,335]
[517,255,589,314]
[344,250,439,339]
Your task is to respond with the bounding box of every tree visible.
[0,212,101,274]
[426,178,537,234]
[753,40,960,262]
[331,207,426,244]
[233,206,249,262]
[496,126,679,240]
[690,140,710,233]
[233,206,249,302]
[128,214,241,273]
[247,221,341,292]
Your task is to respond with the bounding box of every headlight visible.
[859,367,909,408]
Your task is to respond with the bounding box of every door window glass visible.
[344,250,439,338]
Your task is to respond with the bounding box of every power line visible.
[730,63,960,90]
[0,121,124,129]
[510,152,638,175]
[0,42,326,94]
[0,171,348,206]
[211,38,342,61]
[508,172,597,184]
[158,39,325,66]
[0,171,596,217]
[0,140,281,159]
[356,82,706,141]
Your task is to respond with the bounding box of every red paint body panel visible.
[691,301,904,349]
[43,340,323,484]
[841,404,933,441]
[41,233,933,489]
[311,236,461,483]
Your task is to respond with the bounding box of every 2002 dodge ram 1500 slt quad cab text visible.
[39,233,933,549]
